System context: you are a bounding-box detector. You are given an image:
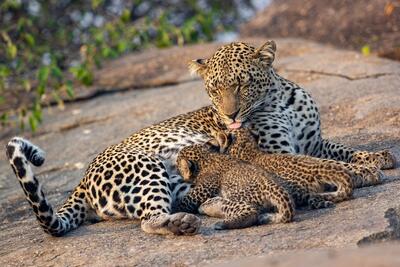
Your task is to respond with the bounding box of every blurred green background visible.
[0,0,259,131]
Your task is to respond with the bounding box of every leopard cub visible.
[174,140,295,230]
[220,128,355,209]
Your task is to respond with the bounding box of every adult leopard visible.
[6,40,395,236]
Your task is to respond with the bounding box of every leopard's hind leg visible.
[6,137,91,236]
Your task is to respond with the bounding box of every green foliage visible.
[0,0,252,132]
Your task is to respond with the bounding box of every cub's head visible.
[189,41,276,129]
[211,128,260,160]
[176,137,226,182]
[176,145,207,182]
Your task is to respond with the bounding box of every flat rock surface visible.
[0,38,399,266]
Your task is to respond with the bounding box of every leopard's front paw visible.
[166,212,201,235]
[351,150,396,170]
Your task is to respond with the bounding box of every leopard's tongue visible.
[227,122,242,129]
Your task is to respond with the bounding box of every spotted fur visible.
[189,41,396,166]
[174,143,295,230]
[215,128,355,208]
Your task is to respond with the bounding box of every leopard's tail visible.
[6,137,89,236]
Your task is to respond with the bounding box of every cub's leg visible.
[320,159,384,188]
[256,176,295,224]
[199,197,259,230]
[198,196,226,218]
[281,180,334,209]
[267,161,352,205]
[172,178,219,213]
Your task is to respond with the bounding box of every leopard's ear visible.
[253,40,276,67]
[188,59,207,77]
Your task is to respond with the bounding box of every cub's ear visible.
[216,131,233,153]
[205,132,232,153]
[188,59,207,77]
[253,40,276,67]
[178,159,196,181]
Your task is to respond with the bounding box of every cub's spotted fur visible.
[174,142,294,230]
[217,129,355,208]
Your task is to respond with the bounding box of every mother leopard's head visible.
[189,40,276,129]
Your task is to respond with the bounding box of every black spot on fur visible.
[24,181,38,194]
[136,209,143,217]
[133,196,141,203]
[149,174,159,180]
[104,170,113,180]
[6,144,15,159]
[121,185,131,193]
[50,219,59,229]
[13,157,26,178]
[306,130,316,140]
[112,191,121,203]
[38,200,49,212]
[286,90,296,107]
[99,197,107,207]
[29,192,39,203]
[131,187,141,194]
[115,173,124,185]
[91,186,97,198]
[127,205,135,213]
[143,188,150,195]
[270,133,281,138]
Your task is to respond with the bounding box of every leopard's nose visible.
[226,110,240,120]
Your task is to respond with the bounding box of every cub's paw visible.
[308,197,335,209]
[257,213,281,224]
[350,165,385,188]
